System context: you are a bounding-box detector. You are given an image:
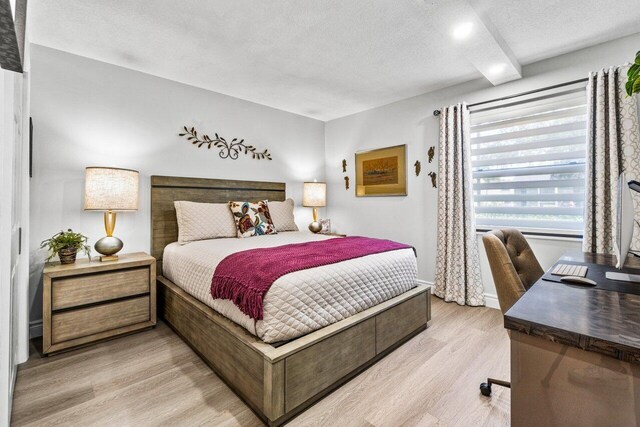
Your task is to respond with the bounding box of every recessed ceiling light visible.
[489,63,507,75]
[452,22,473,40]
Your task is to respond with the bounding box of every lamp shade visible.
[302,182,326,207]
[84,167,139,211]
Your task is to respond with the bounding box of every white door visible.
[0,66,29,426]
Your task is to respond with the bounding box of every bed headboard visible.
[150,175,286,275]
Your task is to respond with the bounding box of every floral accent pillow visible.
[228,200,278,238]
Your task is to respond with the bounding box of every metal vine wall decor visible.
[179,126,272,160]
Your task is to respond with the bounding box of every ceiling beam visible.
[420,0,522,85]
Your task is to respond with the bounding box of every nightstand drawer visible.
[52,267,150,310]
[51,296,150,343]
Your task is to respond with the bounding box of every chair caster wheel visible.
[480,382,492,397]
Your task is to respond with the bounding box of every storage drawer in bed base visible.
[158,276,431,427]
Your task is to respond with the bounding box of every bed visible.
[151,175,431,426]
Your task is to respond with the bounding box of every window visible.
[470,83,587,235]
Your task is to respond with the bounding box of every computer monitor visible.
[605,173,640,283]
[613,172,635,269]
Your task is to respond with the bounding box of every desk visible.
[505,251,640,426]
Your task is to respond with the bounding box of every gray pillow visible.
[174,201,237,244]
[268,199,299,232]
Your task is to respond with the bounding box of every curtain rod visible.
[432,77,589,116]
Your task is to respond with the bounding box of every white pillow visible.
[268,198,299,232]
[174,201,237,244]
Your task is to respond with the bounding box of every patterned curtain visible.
[583,65,640,254]
[434,103,485,306]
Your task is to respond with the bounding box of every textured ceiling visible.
[30,0,640,121]
[475,0,640,65]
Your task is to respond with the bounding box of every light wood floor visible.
[11,298,510,426]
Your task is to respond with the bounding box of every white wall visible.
[29,45,326,332]
[28,32,640,330]
[324,33,640,307]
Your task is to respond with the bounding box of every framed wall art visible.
[355,144,407,197]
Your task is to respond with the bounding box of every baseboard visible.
[9,362,16,420]
[416,279,434,292]
[20,284,493,338]
[483,293,500,310]
[422,279,499,310]
[29,319,42,339]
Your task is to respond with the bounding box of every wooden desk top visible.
[504,251,640,364]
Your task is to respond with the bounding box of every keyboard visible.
[551,263,588,278]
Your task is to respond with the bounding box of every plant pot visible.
[58,247,78,264]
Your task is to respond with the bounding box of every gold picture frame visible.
[355,144,407,197]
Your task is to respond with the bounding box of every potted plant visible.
[40,229,91,264]
[626,50,640,97]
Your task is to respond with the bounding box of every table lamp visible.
[84,167,139,261]
[302,181,326,233]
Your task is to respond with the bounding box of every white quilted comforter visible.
[163,232,417,343]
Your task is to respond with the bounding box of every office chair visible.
[479,229,544,397]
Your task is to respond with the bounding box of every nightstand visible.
[323,232,347,237]
[42,252,156,355]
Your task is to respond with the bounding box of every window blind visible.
[470,83,587,235]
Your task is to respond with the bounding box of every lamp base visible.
[308,221,322,233]
[95,236,123,262]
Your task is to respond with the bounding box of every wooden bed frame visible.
[150,175,431,426]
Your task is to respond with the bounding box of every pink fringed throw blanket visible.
[211,236,413,320]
